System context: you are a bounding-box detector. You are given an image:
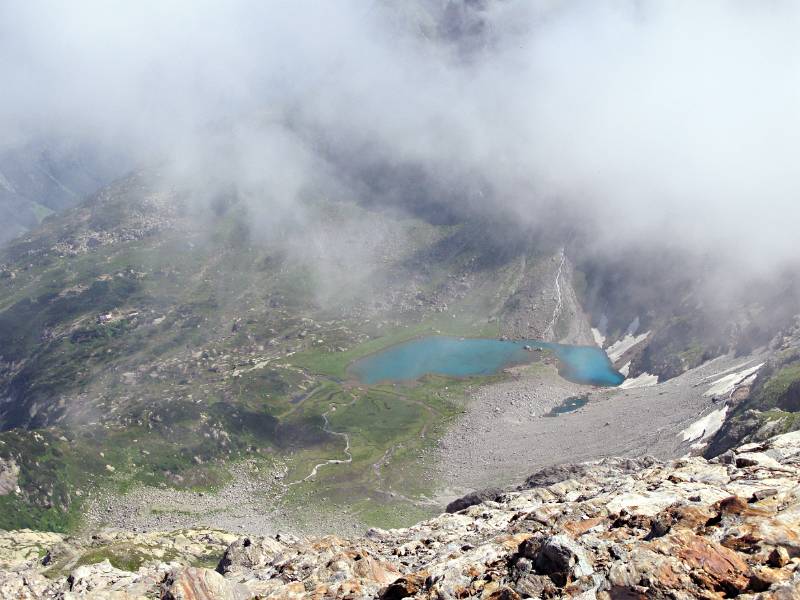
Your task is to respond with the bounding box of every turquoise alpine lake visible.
[349,336,624,387]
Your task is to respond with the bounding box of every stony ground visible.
[84,460,366,539]
[78,352,768,538]
[2,430,799,599]
[436,353,768,493]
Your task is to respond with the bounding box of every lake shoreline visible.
[348,335,623,387]
[435,352,762,498]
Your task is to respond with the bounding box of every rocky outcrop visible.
[0,457,19,495]
[445,487,504,513]
[161,566,250,600]
[706,346,800,458]
[0,529,62,569]
[500,252,595,345]
[2,432,800,598]
[0,528,238,599]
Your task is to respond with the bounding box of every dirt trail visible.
[286,395,356,486]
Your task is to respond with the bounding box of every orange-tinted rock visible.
[749,565,793,592]
[564,517,605,536]
[161,567,248,600]
[769,546,790,568]
[380,572,428,600]
[657,530,751,594]
[485,586,522,600]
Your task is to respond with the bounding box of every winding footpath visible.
[286,396,355,487]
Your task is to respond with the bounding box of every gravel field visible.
[85,352,766,535]
[84,460,365,538]
[435,352,767,494]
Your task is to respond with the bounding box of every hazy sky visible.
[2,0,799,274]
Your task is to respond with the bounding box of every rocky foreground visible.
[2,433,800,599]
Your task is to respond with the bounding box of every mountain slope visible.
[0,172,594,533]
[0,140,124,244]
[2,431,799,598]
[0,170,799,536]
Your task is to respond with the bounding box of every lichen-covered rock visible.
[535,534,594,580]
[0,529,63,569]
[1,431,800,599]
[64,558,167,599]
[215,536,285,576]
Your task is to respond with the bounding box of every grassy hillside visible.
[0,172,564,531]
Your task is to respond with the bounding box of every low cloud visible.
[2,0,799,277]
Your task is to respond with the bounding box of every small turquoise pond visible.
[349,336,624,387]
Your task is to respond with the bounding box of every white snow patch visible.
[619,362,631,377]
[591,328,606,348]
[697,359,758,383]
[619,372,658,389]
[703,363,764,398]
[680,406,728,443]
[606,331,650,362]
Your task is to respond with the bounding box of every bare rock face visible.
[0,529,62,569]
[215,536,285,576]
[445,487,505,513]
[534,534,594,581]
[161,567,250,600]
[1,431,800,598]
[66,559,149,597]
[0,457,19,495]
